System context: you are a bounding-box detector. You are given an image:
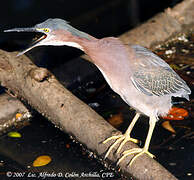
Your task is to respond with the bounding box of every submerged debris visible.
[162,107,189,121]
[33,155,52,167]
[8,131,22,138]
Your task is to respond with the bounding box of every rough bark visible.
[0,50,176,180]
[0,93,30,135]
[120,0,194,47]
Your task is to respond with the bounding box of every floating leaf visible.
[162,121,176,133]
[16,113,22,119]
[8,131,22,138]
[33,155,51,167]
[162,107,189,120]
[66,144,70,149]
[108,113,123,128]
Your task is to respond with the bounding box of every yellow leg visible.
[103,113,140,159]
[117,115,156,166]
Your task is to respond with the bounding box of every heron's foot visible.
[117,147,155,166]
[103,134,139,159]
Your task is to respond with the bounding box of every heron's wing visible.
[130,45,171,68]
[130,45,191,99]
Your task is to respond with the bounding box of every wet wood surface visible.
[0,50,177,179]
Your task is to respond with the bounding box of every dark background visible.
[0,0,182,68]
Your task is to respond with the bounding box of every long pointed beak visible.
[4,27,47,56]
[4,27,37,33]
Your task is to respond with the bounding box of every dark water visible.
[0,115,122,180]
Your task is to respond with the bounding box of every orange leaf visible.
[162,121,176,133]
[33,155,51,167]
[108,113,123,128]
[16,113,22,119]
[162,107,188,120]
[66,144,70,149]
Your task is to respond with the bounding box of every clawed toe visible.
[103,114,157,167]
[103,135,123,144]
[103,135,125,159]
[103,134,139,159]
[117,148,154,166]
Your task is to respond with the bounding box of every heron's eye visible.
[43,28,50,33]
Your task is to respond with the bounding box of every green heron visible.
[5,18,191,166]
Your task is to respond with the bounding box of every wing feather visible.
[130,45,191,99]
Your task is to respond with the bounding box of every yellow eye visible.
[43,28,50,33]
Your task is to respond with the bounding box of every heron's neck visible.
[63,41,85,51]
[65,33,98,61]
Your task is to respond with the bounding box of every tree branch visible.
[0,50,177,179]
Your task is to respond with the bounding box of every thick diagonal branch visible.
[0,50,177,179]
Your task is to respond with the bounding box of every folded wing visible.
[130,45,191,100]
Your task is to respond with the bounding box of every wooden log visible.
[0,50,177,179]
[119,0,194,47]
[0,93,30,135]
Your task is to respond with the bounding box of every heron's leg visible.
[117,115,156,166]
[103,113,140,159]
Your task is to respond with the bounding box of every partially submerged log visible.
[120,0,194,47]
[0,93,30,135]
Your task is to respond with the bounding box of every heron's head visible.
[4,18,91,56]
